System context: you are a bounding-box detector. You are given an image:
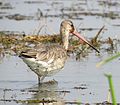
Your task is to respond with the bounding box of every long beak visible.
[72,30,100,53]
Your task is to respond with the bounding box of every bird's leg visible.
[40,70,48,81]
[37,69,48,85]
[38,76,41,85]
[38,74,46,85]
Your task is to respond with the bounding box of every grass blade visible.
[96,52,120,67]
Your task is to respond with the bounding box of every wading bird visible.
[20,20,99,84]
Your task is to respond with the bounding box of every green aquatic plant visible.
[105,74,117,105]
[96,52,120,104]
[96,52,120,67]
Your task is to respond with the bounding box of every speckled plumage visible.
[20,20,99,84]
[20,44,67,77]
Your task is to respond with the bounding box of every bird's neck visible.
[60,31,69,50]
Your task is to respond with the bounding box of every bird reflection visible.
[22,80,65,105]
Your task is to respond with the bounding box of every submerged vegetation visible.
[0,27,119,60]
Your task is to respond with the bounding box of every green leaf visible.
[96,52,120,67]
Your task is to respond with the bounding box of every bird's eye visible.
[70,24,73,27]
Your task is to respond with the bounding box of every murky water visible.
[0,0,120,104]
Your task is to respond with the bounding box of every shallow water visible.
[0,0,120,104]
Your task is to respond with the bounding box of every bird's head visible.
[60,20,100,53]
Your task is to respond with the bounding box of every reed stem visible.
[105,74,117,105]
